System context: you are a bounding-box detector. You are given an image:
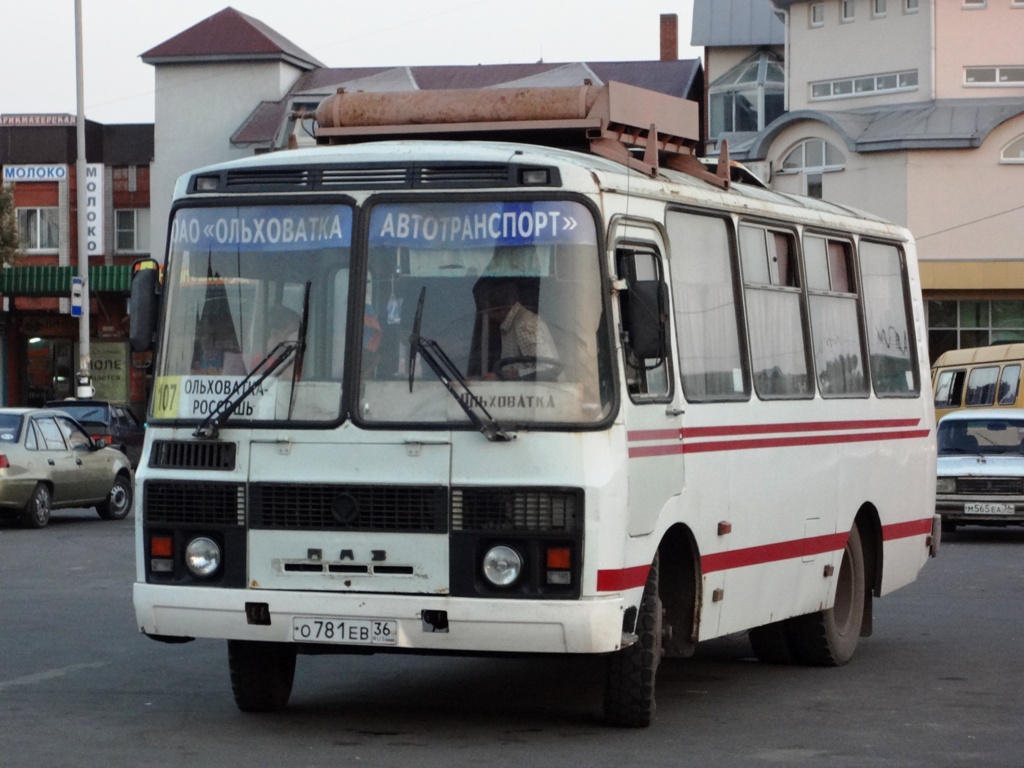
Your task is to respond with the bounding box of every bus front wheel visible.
[788,525,866,666]
[604,554,662,727]
[227,640,296,712]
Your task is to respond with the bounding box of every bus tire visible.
[748,621,798,665]
[227,640,296,712]
[789,525,865,667]
[603,554,661,727]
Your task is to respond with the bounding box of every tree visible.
[0,184,18,266]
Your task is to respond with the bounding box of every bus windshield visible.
[154,204,352,424]
[358,200,612,427]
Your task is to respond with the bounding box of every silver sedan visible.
[0,408,133,528]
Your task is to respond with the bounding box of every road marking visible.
[0,662,106,692]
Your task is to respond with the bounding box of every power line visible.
[916,202,1024,241]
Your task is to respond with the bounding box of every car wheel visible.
[21,484,52,529]
[97,474,133,520]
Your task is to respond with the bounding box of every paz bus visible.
[129,82,939,727]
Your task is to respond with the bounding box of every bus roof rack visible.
[313,81,732,190]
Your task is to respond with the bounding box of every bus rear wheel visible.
[227,640,296,712]
[788,525,865,666]
[604,554,662,727]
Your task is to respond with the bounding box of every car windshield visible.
[358,200,612,428]
[937,418,1024,456]
[154,204,352,424]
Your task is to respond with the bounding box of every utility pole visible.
[74,0,93,397]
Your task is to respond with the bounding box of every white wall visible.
[149,60,305,261]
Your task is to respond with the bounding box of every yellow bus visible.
[932,343,1024,420]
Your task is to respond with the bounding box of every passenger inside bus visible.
[473,280,559,381]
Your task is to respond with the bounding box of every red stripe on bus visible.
[596,564,650,592]
[701,532,849,574]
[882,517,934,540]
[627,418,922,445]
[628,428,930,457]
[597,517,933,591]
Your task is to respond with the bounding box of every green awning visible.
[0,265,131,296]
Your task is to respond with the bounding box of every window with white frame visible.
[777,139,846,199]
[842,0,856,21]
[965,66,1024,86]
[962,0,986,7]
[810,2,825,26]
[811,69,918,100]
[17,207,59,251]
[1001,135,1024,163]
[873,0,887,16]
[904,0,919,11]
[115,208,150,253]
[708,51,786,141]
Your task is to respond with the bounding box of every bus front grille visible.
[249,483,448,532]
[149,440,237,471]
[451,487,583,532]
[144,481,245,526]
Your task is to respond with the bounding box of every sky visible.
[0,0,700,125]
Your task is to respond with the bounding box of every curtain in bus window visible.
[746,288,811,397]
[860,241,918,395]
[666,211,746,401]
[809,294,867,396]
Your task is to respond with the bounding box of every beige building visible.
[698,0,1024,361]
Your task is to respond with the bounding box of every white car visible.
[936,408,1024,533]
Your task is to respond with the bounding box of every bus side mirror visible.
[130,259,161,353]
[622,278,667,361]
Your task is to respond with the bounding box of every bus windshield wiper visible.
[194,285,311,439]
[408,287,512,443]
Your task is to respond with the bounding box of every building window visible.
[1001,135,1024,163]
[811,69,918,100]
[842,0,856,21]
[965,66,1024,86]
[708,51,786,142]
[873,0,887,16]
[904,0,919,11]
[115,209,150,253]
[17,207,59,251]
[777,139,846,198]
[962,0,986,7]
[810,3,825,26]
[928,300,1024,363]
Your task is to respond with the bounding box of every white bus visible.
[130,83,939,727]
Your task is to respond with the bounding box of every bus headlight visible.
[185,537,222,577]
[936,477,956,494]
[482,545,522,587]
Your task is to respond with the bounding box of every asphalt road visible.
[2,509,1022,768]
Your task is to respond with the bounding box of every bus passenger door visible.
[614,231,685,537]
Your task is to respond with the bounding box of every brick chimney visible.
[660,13,678,61]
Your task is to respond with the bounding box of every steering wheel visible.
[494,356,564,381]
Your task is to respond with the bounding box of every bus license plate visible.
[964,502,1014,516]
[292,617,398,646]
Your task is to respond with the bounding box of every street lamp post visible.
[74,0,93,398]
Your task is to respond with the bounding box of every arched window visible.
[1000,135,1024,164]
[708,51,785,141]
[776,138,846,198]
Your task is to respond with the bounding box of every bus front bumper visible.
[134,583,628,655]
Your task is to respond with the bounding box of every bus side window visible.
[934,368,966,407]
[998,365,1021,405]
[965,365,998,406]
